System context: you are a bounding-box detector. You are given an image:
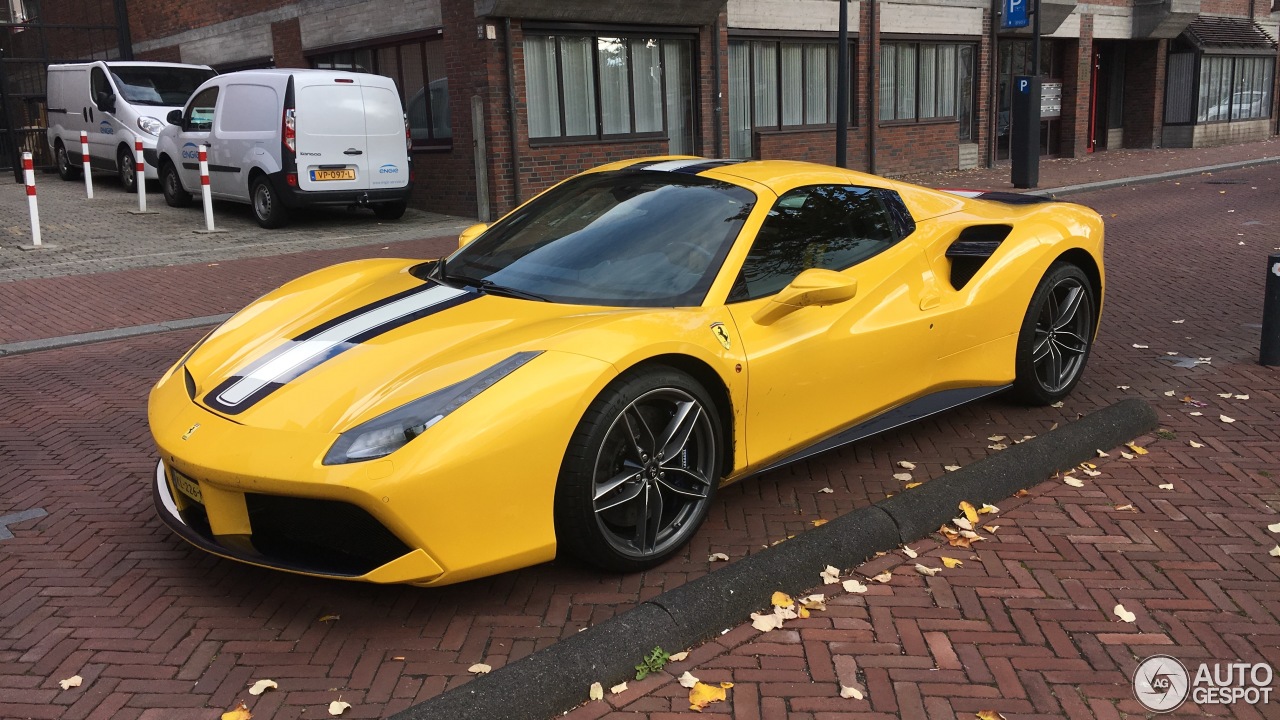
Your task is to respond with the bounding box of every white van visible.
[155,69,413,228]
[46,61,216,192]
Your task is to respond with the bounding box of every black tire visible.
[1011,262,1097,405]
[160,160,193,208]
[372,200,407,220]
[118,145,138,193]
[55,141,80,180]
[555,366,723,572]
[251,175,289,229]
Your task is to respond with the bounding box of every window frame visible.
[1194,53,1275,124]
[183,86,218,132]
[728,36,856,151]
[879,40,974,124]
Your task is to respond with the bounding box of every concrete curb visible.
[1030,155,1280,198]
[390,398,1158,720]
[0,313,231,357]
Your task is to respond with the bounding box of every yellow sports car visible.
[150,158,1104,586]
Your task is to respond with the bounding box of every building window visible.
[1197,55,1274,122]
[311,34,451,149]
[728,39,852,158]
[880,42,974,123]
[523,33,695,154]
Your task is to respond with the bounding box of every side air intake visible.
[945,225,1013,289]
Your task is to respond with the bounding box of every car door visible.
[88,65,117,166]
[173,86,218,193]
[295,80,370,193]
[210,83,278,200]
[725,184,944,468]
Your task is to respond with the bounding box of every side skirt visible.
[753,385,1011,476]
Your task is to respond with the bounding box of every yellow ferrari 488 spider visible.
[150,157,1104,585]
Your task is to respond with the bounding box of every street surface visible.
[1,161,1278,719]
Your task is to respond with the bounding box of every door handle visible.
[82,107,87,122]
[89,107,94,123]
[343,148,363,156]
[920,292,941,311]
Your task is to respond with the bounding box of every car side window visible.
[90,67,112,104]
[728,185,899,302]
[184,87,219,132]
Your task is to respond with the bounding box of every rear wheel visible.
[1011,262,1096,405]
[372,200,407,220]
[55,141,80,180]
[251,176,289,229]
[160,160,192,208]
[555,367,723,572]
[118,145,137,193]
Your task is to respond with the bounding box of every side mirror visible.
[458,222,489,249]
[752,268,858,325]
[95,91,115,113]
[166,109,183,125]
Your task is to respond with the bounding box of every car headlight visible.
[323,351,542,465]
[138,116,164,135]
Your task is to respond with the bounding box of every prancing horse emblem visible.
[181,423,201,440]
[710,322,732,350]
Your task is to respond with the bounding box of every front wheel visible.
[555,367,723,572]
[1011,262,1096,405]
[251,176,290,229]
[118,145,138,193]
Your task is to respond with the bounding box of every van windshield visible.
[107,66,216,106]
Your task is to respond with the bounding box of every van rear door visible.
[295,78,370,192]
[359,80,409,190]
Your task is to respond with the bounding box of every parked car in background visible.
[155,69,413,228]
[46,61,216,192]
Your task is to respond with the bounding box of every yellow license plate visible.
[172,471,204,505]
[311,169,356,181]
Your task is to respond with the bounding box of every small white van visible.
[46,61,216,192]
[155,69,413,228]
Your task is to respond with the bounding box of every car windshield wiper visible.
[445,273,550,302]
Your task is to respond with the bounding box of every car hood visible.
[183,259,635,432]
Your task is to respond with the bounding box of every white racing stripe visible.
[641,159,718,173]
[215,285,467,408]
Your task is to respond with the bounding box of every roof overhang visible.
[1179,14,1278,53]
[474,0,723,26]
[1132,0,1200,39]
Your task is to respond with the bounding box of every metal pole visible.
[1262,254,1280,366]
[836,0,849,167]
[1032,0,1041,76]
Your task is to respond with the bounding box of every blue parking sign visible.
[1003,0,1029,28]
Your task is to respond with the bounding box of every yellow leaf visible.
[944,464,961,471]
[915,564,941,577]
[1188,440,1204,448]
[221,702,252,720]
[58,675,83,691]
[905,482,922,489]
[708,552,729,562]
[812,519,828,527]
[248,679,277,696]
[317,614,340,623]
[689,681,730,712]
[1126,443,1149,455]
[893,472,913,482]
[771,591,794,607]
[818,487,834,493]
[589,682,604,701]
[976,712,1006,720]
[611,681,629,695]
[941,557,963,569]
[1220,415,1236,424]
[987,435,1006,442]
[1064,477,1085,488]
[1268,523,1280,534]
[1115,504,1135,512]
[669,651,689,662]
[842,579,868,594]
[801,594,827,610]
[840,685,864,699]
[959,501,979,524]
[1159,483,1174,490]
[798,606,810,619]
[468,663,491,674]
[751,612,782,632]
[983,525,1000,533]
[979,503,999,515]
[902,545,918,559]
[1270,545,1280,557]
[328,700,351,716]
[871,571,893,583]
[1113,604,1137,623]
[898,460,916,470]
[1015,489,1030,497]
[679,671,701,688]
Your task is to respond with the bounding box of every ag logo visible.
[99,120,114,135]
[378,163,399,174]
[181,423,201,441]
[1134,655,1189,712]
[710,322,732,350]
[181,142,199,160]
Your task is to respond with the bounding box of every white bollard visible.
[80,130,93,199]
[129,138,156,214]
[197,144,218,233]
[16,152,54,250]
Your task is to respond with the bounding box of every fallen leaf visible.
[893,472,913,482]
[1126,443,1149,456]
[1188,440,1204,448]
[953,517,973,531]
[1115,504,1135,512]
[392,656,405,661]
[589,682,604,701]
[328,700,351,716]
[689,681,732,712]
[1082,469,1102,477]
[979,503,999,515]
[988,443,1008,451]
[1217,392,1232,398]
[1270,546,1280,557]
[1172,319,1185,324]
[1220,415,1236,424]
[248,679,277,696]
[843,579,868,594]
[871,571,893,583]
[1132,344,1149,349]
[898,460,916,470]
[902,545,918,559]
[771,591,794,608]
[1113,604,1137,623]
[318,614,340,623]
[818,487,834,493]
[222,702,252,720]
[1096,449,1109,457]
[611,682,628,695]
[1163,390,1176,396]
[1268,523,1280,533]
[944,464,961,471]
[1121,451,1136,458]
[905,482,922,489]
[59,675,83,691]
[812,519,828,527]
[1015,489,1030,498]
[987,435,1007,442]
[469,663,492,674]
[801,594,827,610]
[1235,394,1249,400]
[959,501,979,524]
[1064,477,1085,488]
[1116,385,1130,390]
[1159,483,1175,490]
[669,651,689,662]
[708,552,729,562]
[1189,412,1203,417]
[679,671,701,688]
[941,557,963,568]
[983,525,1000,533]
[915,564,942,577]
[976,712,1006,720]
[840,685,864,699]
[959,530,984,541]
[821,565,841,584]
[751,612,782,632]
[1051,401,1064,408]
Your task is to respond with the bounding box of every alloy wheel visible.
[1030,277,1091,394]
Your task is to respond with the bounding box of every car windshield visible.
[442,170,757,307]
[108,66,216,106]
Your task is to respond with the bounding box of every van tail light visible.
[404,113,411,153]
[286,173,297,187]
[283,108,296,154]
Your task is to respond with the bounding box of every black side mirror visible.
[167,109,183,125]
[95,91,115,113]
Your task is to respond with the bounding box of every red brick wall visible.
[873,122,961,176]
[270,18,305,68]
[1121,40,1165,149]
[128,0,294,44]
[1059,15,1092,157]
[756,127,868,168]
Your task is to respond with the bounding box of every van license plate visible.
[311,169,356,181]
[172,471,204,505]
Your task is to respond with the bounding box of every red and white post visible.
[130,138,155,214]
[17,152,46,250]
[198,144,216,232]
[80,130,93,199]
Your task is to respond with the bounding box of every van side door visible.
[211,83,280,201]
[88,66,118,167]
[173,86,219,193]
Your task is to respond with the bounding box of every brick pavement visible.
[0,157,1278,719]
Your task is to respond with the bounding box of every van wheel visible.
[251,176,290,229]
[118,146,138,193]
[372,201,407,220]
[160,161,192,208]
[55,141,80,180]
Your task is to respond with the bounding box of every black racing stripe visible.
[669,159,747,175]
[202,282,478,415]
[624,160,663,171]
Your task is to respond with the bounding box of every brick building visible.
[5,0,1278,218]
